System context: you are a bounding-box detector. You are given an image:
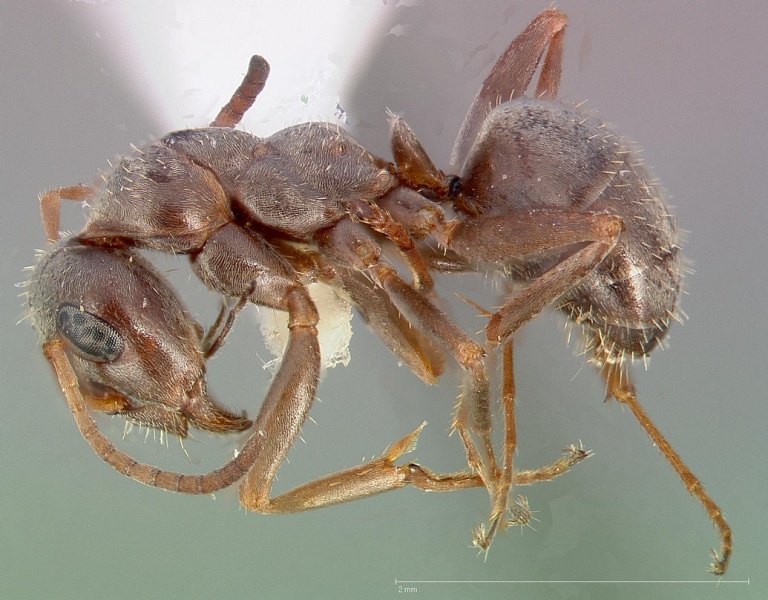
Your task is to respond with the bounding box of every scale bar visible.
[395,579,751,585]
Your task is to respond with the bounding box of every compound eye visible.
[56,303,124,362]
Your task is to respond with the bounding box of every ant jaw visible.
[183,377,252,434]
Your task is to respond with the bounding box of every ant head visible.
[28,239,249,436]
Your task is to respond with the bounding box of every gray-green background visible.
[2,1,764,599]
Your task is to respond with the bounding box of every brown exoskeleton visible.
[387,9,731,574]
[28,41,587,526]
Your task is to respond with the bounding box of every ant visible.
[386,9,731,575]
[27,8,729,575]
[27,13,587,542]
